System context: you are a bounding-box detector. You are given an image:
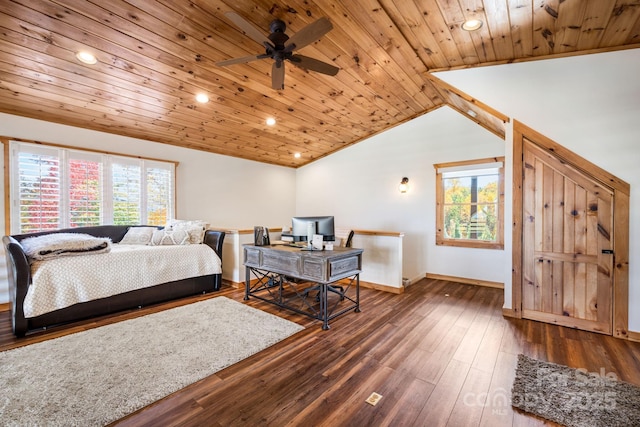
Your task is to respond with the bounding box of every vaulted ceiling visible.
[1,1,638,167]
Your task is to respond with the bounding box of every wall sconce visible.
[399,177,409,193]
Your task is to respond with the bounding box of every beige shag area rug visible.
[512,354,640,427]
[0,297,303,426]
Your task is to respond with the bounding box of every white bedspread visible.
[24,244,222,318]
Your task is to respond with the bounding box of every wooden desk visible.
[243,244,363,330]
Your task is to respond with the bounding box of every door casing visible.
[510,120,630,339]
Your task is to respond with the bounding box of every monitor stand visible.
[300,246,323,251]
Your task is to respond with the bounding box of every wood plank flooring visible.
[2,278,640,426]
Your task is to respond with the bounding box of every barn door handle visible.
[602,249,614,254]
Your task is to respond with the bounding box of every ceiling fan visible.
[216,12,339,90]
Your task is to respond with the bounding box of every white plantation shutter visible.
[15,145,61,233]
[111,159,141,225]
[68,151,103,227]
[145,161,174,226]
[10,141,176,233]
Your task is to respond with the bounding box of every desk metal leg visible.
[321,283,330,330]
[244,266,250,301]
[244,266,360,330]
[355,274,361,312]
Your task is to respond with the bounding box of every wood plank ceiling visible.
[0,0,638,167]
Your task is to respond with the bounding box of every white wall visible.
[295,106,506,284]
[435,49,640,330]
[0,113,297,301]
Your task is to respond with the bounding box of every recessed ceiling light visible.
[294,152,301,158]
[461,19,483,31]
[75,51,97,65]
[195,93,209,103]
[266,117,276,126]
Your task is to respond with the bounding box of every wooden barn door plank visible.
[511,120,629,339]
[521,139,613,334]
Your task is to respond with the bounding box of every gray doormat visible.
[512,354,640,427]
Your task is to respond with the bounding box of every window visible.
[69,152,102,228]
[146,163,174,225]
[10,141,175,234]
[111,159,141,225]
[16,146,62,232]
[434,157,504,249]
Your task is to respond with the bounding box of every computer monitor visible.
[291,216,335,241]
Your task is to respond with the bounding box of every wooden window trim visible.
[434,157,505,250]
[1,136,179,166]
[2,136,177,235]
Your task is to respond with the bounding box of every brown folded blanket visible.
[20,233,112,262]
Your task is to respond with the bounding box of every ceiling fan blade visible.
[289,54,339,76]
[225,11,273,49]
[216,54,269,67]
[285,17,333,51]
[272,61,285,90]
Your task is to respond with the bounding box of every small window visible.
[434,157,504,249]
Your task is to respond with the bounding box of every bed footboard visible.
[3,236,30,337]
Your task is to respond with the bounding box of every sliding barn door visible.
[522,139,614,334]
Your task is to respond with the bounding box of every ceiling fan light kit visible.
[216,12,339,90]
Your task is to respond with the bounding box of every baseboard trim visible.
[502,307,518,318]
[357,280,403,294]
[226,280,244,289]
[425,273,504,289]
[627,331,640,343]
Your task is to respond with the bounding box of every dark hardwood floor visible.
[2,278,640,426]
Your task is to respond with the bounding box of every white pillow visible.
[119,227,157,245]
[166,219,208,244]
[150,229,191,246]
[171,224,205,244]
[165,219,208,230]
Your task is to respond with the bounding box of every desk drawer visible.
[245,248,261,266]
[302,259,325,281]
[330,255,360,277]
[262,251,300,274]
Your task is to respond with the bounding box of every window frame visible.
[6,139,177,234]
[434,157,505,250]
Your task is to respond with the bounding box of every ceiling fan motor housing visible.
[269,19,286,33]
[268,20,290,50]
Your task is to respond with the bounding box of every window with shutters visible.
[10,141,175,234]
[146,164,173,226]
[111,160,141,225]
[434,157,504,249]
[68,152,102,228]
[16,147,62,232]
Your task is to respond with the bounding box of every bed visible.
[3,225,225,337]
